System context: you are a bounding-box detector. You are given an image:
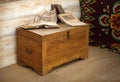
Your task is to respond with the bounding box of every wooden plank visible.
[0,16,34,37]
[0,35,16,68]
[0,0,20,4]
[0,44,15,56]
[0,0,42,21]
[0,53,16,68]
[0,35,15,53]
[0,49,15,58]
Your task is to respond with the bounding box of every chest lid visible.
[28,24,88,36]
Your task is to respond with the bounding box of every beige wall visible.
[0,0,80,68]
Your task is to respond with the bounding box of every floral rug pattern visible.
[80,0,120,54]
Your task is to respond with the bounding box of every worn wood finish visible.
[17,24,89,75]
[0,0,81,68]
[0,35,15,50]
[0,16,34,37]
[0,35,16,68]
[0,50,16,68]
[0,0,20,4]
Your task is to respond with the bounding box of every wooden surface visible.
[17,24,89,75]
[0,0,20,4]
[29,24,87,36]
[0,46,120,82]
[0,0,81,68]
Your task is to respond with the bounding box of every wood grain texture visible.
[17,24,89,75]
[0,16,34,37]
[0,0,81,68]
[0,0,20,4]
[0,35,16,68]
[0,35,15,52]
[0,0,42,21]
[0,51,16,68]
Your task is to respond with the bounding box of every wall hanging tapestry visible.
[79,0,120,54]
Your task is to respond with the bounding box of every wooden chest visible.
[16,24,89,75]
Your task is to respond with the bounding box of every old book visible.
[51,4,65,23]
[21,9,59,29]
[58,13,86,26]
[56,4,65,14]
[21,22,59,29]
[51,4,65,14]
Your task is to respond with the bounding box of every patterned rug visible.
[79,0,120,54]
